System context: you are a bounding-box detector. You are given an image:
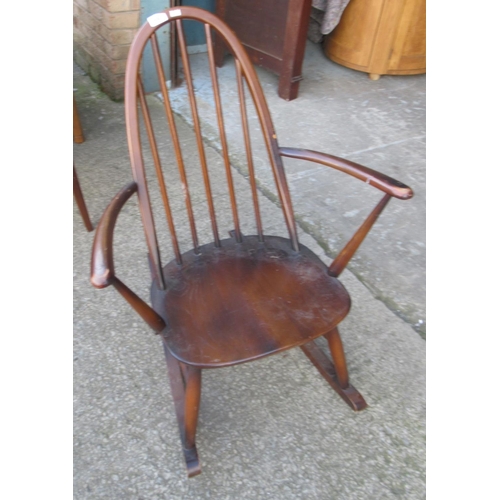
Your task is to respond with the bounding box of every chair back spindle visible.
[176,19,221,248]
[235,59,264,242]
[150,32,199,256]
[125,7,300,285]
[137,78,182,265]
[205,23,243,243]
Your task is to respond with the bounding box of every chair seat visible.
[153,236,351,368]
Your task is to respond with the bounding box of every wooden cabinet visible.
[323,0,425,80]
[214,0,312,100]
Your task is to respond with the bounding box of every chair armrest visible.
[91,182,138,289]
[90,182,166,333]
[279,147,413,200]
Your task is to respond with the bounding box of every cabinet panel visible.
[323,0,425,79]
[324,0,385,69]
[387,0,426,73]
[214,0,312,100]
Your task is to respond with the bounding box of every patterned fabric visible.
[308,0,351,43]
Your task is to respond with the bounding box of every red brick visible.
[104,28,137,45]
[92,0,108,10]
[106,0,134,13]
[74,0,89,11]
[103,10,140,29]
[76,8,94,31]
[103,40,131,60]
[88,0,105,21]
[110,58,127,74]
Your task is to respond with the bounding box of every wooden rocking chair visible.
[90,7,413,477]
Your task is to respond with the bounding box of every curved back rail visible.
[125,7,299,289]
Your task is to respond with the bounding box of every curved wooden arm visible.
[90,182,166,334]
[91,182,138,288]
[279,147,413,200]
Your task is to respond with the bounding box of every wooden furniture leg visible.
[183,365,202,450]
[162,340,202,477]
[73,97,85,144]
[324,327,349,389]
[73,98,93,231]
[301,330,367,411]
[73,165,93,232]
[277,0,312,101]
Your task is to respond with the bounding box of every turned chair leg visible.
[301,327,367,411]
[162,341,202,477]
[325,327,349,389]
[183,365,202,450]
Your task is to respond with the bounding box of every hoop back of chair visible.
[124,7,299,289]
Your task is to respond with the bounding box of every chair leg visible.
[73,166,93,232]
[300,328,367,411]
[183,364,202,450]
[325,327,349,389]
[162,341,202,477]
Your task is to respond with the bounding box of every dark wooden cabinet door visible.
[214,0,312,100]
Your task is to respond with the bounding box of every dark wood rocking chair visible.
[90,7,413,478]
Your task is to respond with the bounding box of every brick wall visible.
[73,0,141,100]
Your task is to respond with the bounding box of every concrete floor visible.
[73,40,425,499]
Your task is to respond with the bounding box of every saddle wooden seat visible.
[153,235,351,368]
[90,6,413,477]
